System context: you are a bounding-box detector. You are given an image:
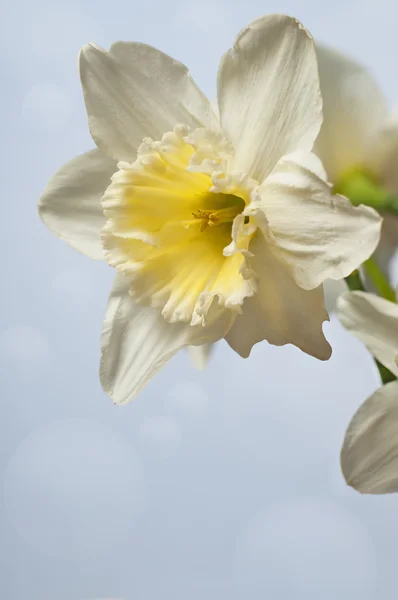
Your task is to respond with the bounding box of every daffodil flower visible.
[316,44,398,275]
[39,15,381,404]
[337,290,398,494]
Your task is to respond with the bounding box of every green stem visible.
[345,269,365,292]
[375,359,397,385]
[363,257,396,302]
[337,170,398,215]
[382,196,398,215]
[344,268,396,385]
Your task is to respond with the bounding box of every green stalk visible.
[345,269,365,292]
[337,170,398,215]
[375,359,397,385]
[363,257,396,302]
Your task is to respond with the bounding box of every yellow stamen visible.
[192,209,220,231]
[191,205,243,232]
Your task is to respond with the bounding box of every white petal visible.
[341,380,398,494]
[254,152,381,290]
[218,14,322,183]
[39,149,116,259]
[100,275,234,405]
[323,279,348,314]
[336,291,398,376]
[315,43,387,181]
[188,344,213,370]
[79,42,218,162]
[225,232,331,360]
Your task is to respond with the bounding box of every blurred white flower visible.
[39,15,381,404]
[337,290,398,493]
[316,44,398,279]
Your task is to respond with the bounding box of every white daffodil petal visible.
[255,152,381,290]
[100,275,234,405]
[188,344,213,370]
[341,380,398,494]
[39,149,116,259]
[79,42,218,162]
[218,14,322,183]
[225,232,331,360]
[336,291,398,376]
[315,43,387,181]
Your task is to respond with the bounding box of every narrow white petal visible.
[315,43,387,181]
[100,275,234,405]
[188,344,213,370]
[39,149,116,259]
[336,291,398,376]
[225,232,331,360]
[255,152,381,290]
[218,15,322,183]
[79,42,218,162]
[341,381,398,494]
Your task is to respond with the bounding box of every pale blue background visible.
[2,0,398,598]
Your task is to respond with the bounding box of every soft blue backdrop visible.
[2,0,398,598]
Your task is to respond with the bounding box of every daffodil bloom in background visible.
[39,14,381,404]
[316,44,398,278]
[337,291,398,494]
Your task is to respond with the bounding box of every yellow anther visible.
[192,209,220,232]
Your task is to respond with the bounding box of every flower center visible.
[101,125,257,325]
[186,196,245,232]
[193,208,220,231]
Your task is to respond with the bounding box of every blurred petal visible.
[225,232,331,360]
[341,381,398,493]
[368,110,398,196]
[315,43,387,181]
[188,344,213,370]
[80,42,218,162]
[218,15,322,183]
[39,149,116,259]
[323,279,348,314]
[337,291,398,376]
[100,275,234,404]
[363,213,398,292]
[253,152,381,290]
[379,213,398,265]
